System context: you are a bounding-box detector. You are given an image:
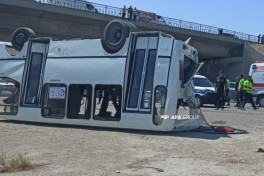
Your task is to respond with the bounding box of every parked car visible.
[193,75,217,107]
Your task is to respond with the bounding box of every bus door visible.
[125,35,158,113]
[21,41,49,107]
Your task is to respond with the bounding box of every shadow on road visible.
[201,105,232,109]
[0,120,231,140]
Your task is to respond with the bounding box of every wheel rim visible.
[259,97,264,107]
[108,28,123,45]
[195,97,201,107]
[15,32,27,46]
[105,23,125,46]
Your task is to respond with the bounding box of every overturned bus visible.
[0,20,204,131]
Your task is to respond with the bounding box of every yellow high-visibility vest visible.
[244,80,253,94]
[238,78,245,91]
[227,79,230,89]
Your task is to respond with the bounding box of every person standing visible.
[226,75,230,106]
[215,70,227,110]
[234,76,240,107]
[218,28,223,35]
[258,34,261,43]
[238,74,245,108]
[133,7,139,21]
[122,6,127,18]
[128,6,133,20]
[241,76,258,110]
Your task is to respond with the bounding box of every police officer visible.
[234,76,240,107]
[215,70,227,110]
[241,76,258,110]
[226,76,230,106]
[238,74,245,108]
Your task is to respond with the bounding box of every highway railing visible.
[38,0,259,43]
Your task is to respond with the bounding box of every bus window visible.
[67,85,92,119]
[252,71,264,84]
[94,85,122,121]
[153,86,167,125]
[141,49,157,109]
[0,78,19,115]
[41,84,67,118]
[127,49,146,108]
[183,55,197,84]
[25,53,44,105]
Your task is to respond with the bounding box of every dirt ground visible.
[0,102,264,176]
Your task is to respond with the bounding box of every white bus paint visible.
[0,31,204,131]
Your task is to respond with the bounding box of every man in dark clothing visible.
[225,75,230,106]
[128,6,133,20]
[234,76,240,107]
[214,70,227,110]
[238,74,245,108]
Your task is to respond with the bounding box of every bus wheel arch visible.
[11,27,36,51]
[102,19,138,54]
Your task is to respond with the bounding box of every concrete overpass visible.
[0,0,263,81]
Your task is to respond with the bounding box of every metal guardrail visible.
[38,0,259,43]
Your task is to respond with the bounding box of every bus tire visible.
[258,95,264,107]
[102,19,138,54]
[11,27,36,51]
[123,20,138,32]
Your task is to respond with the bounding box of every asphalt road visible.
[0,102,263,176]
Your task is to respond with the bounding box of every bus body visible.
[0,31,203,131]
[249,63,264,107]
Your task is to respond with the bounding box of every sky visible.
[92,0,263,36]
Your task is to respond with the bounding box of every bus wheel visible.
[102,19,138,54]
[11,27,36,51]
[259,95,264,107]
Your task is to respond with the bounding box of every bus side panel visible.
[44,57,126,85]
[0,60,25,119]
[0,60,25,83]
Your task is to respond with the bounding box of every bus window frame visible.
[41,83,67,119]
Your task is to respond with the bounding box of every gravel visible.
[0,102,264,176]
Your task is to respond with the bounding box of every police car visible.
[193,75,217,107]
